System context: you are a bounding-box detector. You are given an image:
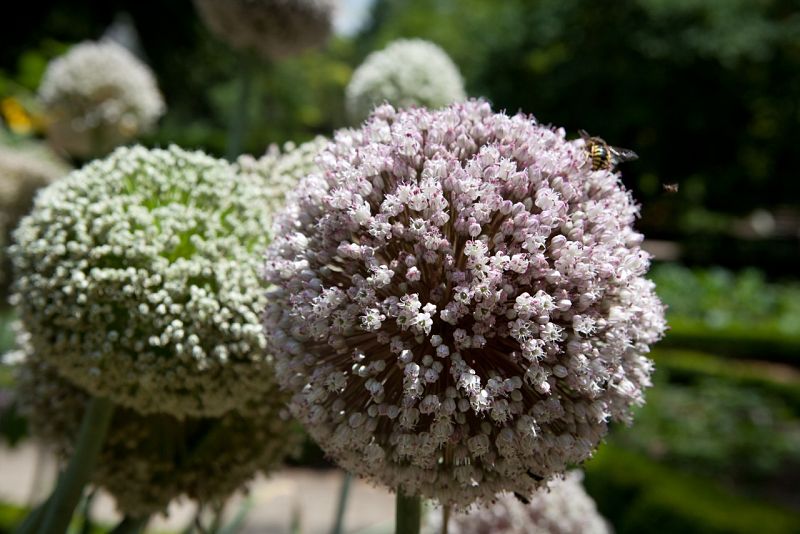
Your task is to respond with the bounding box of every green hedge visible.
[651,348,800,412]
[649,263,800,364]
[584,447,800,534]
[661,320,800,365]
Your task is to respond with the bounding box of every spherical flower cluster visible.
[193,0,336,60]
[0,143,69,292]
[38,40,165,159]
[346,39,467,124]
[16,345,299,516]
[263,101,666,505]
[429,471,610,534]
[10,145,279,418]
[236,136,327,224]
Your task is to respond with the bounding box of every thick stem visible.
[225,54,255,161]
[39,396,115,534]
[109,516,149,534]
[330,471,352,534]
[441,505,450,534]
[395,491,421,534]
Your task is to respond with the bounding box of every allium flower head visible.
[39,40,165,159]
[431,471,610,534]
[236,136,327,223]
[346,39,467,124]
[0,143,69,291]
[263,101,666,505]
[17,345,298,516]
[194,0,336,60]
[11,145,278,418]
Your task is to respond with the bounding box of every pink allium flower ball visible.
[262,100,666,505]
[429,471,610,534]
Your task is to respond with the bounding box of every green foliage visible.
[659,322,800,364]
[584,447,800,534]
[0,501,168,534]
[651,264,800,360]
[611,363,800,487]
[0,309,13,357]
[635,0,799,63]
[0,393,27,447]
[147,38,354,157]
[652,263,800,333]
[653,349,800,411]
[0,501,26,534]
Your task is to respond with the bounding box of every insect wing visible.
[609,145,639,164]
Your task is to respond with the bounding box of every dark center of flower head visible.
[263,100,665,505]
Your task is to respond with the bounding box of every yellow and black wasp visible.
[579,129,638,171]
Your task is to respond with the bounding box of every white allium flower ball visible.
[0,143,70,291]
[194,0,336,60]
[236,136,327,223]
[262,101,666,505]
[38,40,165,159]
[10,145,280,418]
[429,471,610,534]
[346,39,467,124]
[16,345,299,516]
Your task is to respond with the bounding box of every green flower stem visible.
[395,491,421,534]
[39,396,115,534]
[109,516,149,534]
[13,496,50,534]
[331,471,352,534]
[77,490,97,534]
[441,505,450,534]
[225,54,255,161]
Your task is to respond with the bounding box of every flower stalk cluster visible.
[16,344,298,516]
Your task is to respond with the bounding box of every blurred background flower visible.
[38,40,165,160]
[0,140,69,297]
[426,471,610,534]
[193,0,337,61]
[345,38,466,123]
